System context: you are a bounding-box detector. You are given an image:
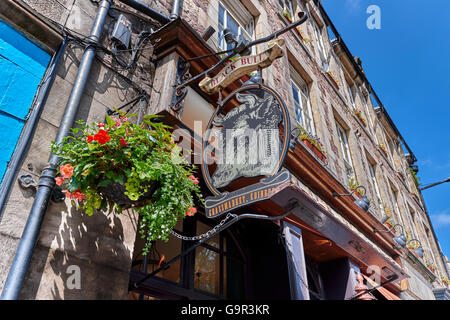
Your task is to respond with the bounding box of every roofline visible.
[317,1,417,163]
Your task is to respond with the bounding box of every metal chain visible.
[171,212,238,241]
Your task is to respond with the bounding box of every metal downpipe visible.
[0,0,112,300]
[0,37,68,222]
[170,0,181,20]
[118,0,170,24]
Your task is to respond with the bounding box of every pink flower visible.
[60,164,74,179]
[121,117,128,123]
[189,175,199,184]
[55,177,64,186]
[97,122,105,128]
[112,118,122,127]
[120,138,127,146]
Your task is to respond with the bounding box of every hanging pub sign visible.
[199,39,285,94]
[201,84,291,218]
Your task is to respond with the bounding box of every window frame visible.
[368,162,384,215]
[306,4,328,70]
[347,83,356,110]
[290,69,315,135]
[218,0,255,53]
[336,123,355,182]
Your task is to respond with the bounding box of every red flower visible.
[87,135,94,143]
[60,164,74,179]
[55,177,64,186]
[65,189,86,201]
[120,138,127,146]
[97,122,105,128]
[94,129,111,145]
[186,207,197,216]
[72,190,86,201]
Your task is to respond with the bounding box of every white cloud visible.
[431,212,450,227]
[346,0,362,10]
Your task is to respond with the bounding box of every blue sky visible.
[322,0,450,258]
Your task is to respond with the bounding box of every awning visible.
[362,274,401,300]
[270,176,409,283]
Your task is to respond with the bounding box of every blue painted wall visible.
[0,20,51,182]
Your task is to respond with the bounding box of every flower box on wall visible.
[378,143,388,157]
[326,71,340,89]
[302,138,327,163]
[354,110,367,127]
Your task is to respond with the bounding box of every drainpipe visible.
[0,0,112,300]
[0,38,68,222]
[117,0,170,24]
[170,0,181,20]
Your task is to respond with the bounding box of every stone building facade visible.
[0,0,448,300]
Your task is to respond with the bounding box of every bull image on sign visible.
[202,84,291,218]
[210,91,282,188]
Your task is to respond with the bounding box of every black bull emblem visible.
[210,92,283,189]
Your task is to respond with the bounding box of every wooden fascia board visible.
[285,142,402,258]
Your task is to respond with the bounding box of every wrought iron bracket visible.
[170,58,191,116]
[18,174,37,191]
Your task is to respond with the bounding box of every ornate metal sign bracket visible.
[168,12,307,114]
[170,58,192,116]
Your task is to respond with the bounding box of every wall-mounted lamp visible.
[222,28,252,56]
[332,186,370,212]
[406,239,424,258]
[223,28,236,45]
[373,223,408,249]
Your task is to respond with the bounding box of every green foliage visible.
[409,168,420,187]
[52,113,203,255]
[297,125,325,154]
[348,178,364,197]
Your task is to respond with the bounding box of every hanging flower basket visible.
[52,112,203,255]
[97,178,158,206]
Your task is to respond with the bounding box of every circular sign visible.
[201,84,291,196]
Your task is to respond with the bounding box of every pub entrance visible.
[127,213,292,300]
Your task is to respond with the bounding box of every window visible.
[291,68,315,134]
[336,123,355,182]
[130,214,245,300]
[368,163,384,215]
[390,187,402,223]
[279,0,296,19]
[347,84,356,110]
[218,1,255,52]
[307,7,328,70]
